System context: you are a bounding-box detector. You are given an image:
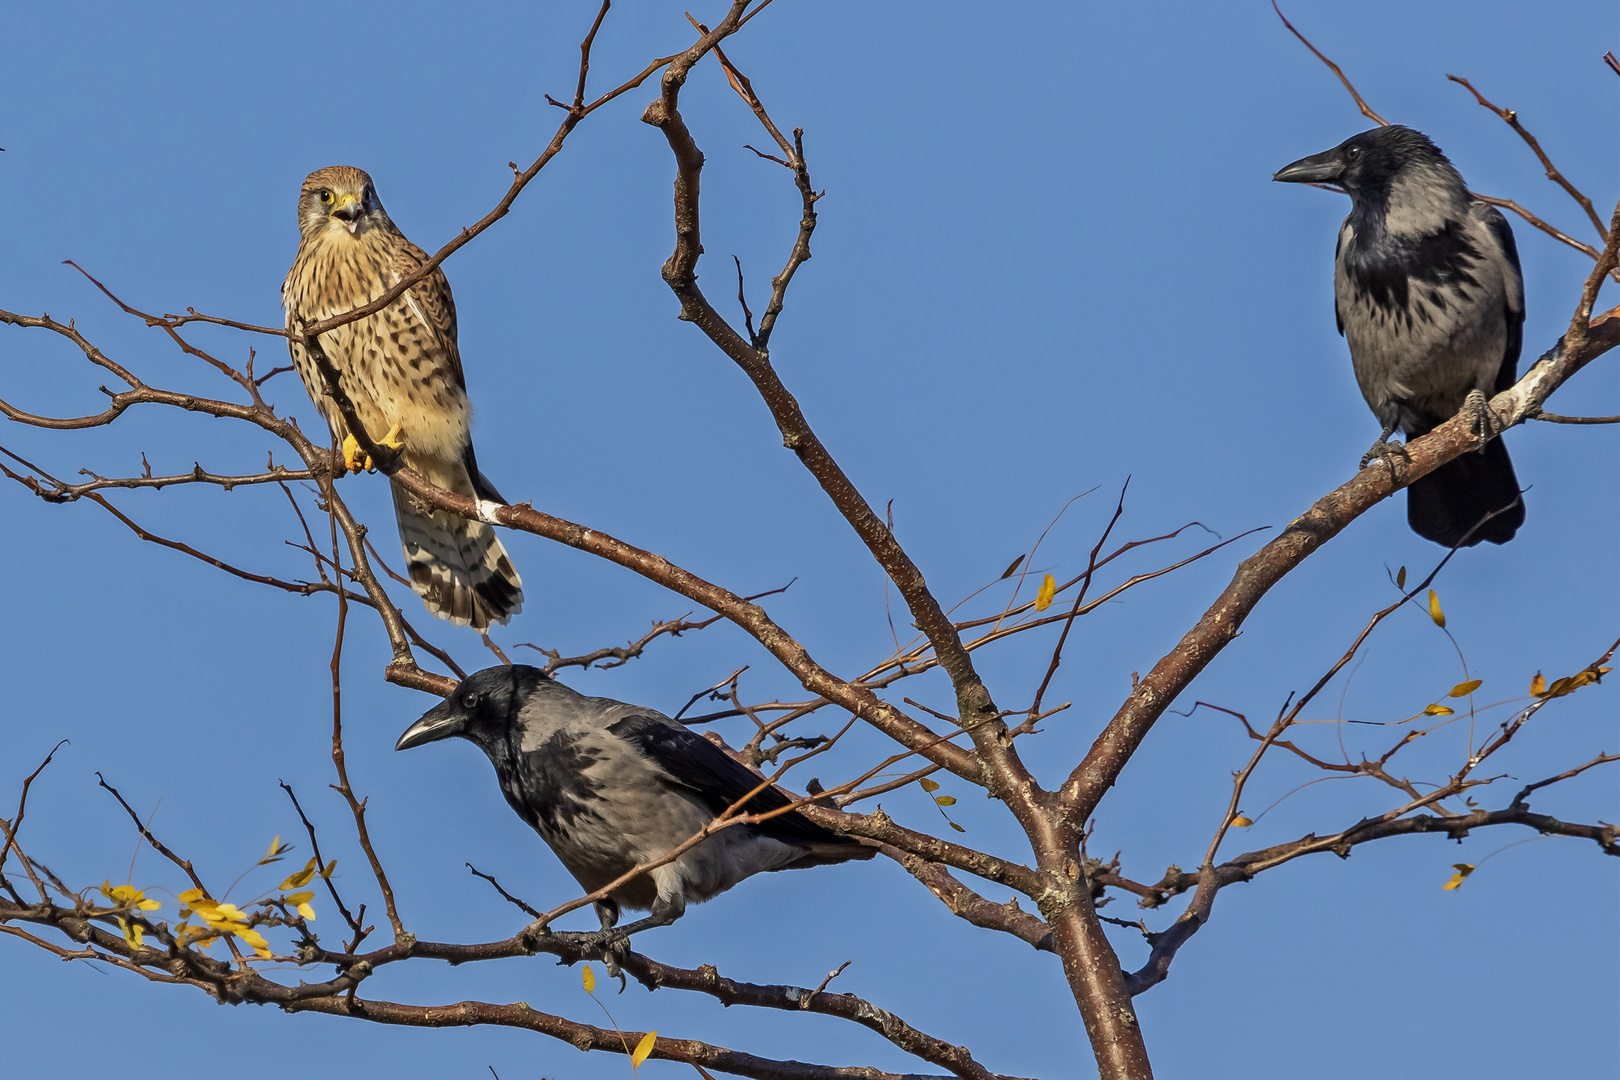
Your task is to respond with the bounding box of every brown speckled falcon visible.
[283,166,523,631]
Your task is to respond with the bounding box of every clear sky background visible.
[2,2,1615,1077]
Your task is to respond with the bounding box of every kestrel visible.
[283,166,523,630]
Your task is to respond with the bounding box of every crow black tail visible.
[1406,436,1525,547]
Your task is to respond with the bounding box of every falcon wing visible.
[390,238,466,391]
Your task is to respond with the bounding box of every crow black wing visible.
[1480,205,1524,393]
[606,714,844,847]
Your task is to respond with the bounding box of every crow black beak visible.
[395,698,465,751]
[1273,147,1344,184]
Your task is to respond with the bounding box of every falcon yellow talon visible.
[379,424,407,452]
[340,434,374,474]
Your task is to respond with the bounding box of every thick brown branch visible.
[618,950,1018,1080]
[1060,303,1620,826]
[639,0,1044,839]
[1123,802,1618,996]
[886,847,1056,954]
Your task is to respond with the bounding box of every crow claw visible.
[1360,438,1409,476]
[1463,389,1499,453]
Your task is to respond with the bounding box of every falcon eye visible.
[319,190,335,205]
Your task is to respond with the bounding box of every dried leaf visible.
[1423,703,1455,716]
[259,834,289,865]
[1427,590,1445,628]
[1034,573,1057,612]
[280,857,319,891]
[582,965,595,994]
[1396,565,1407,589]
[1442,862,1476,890]
[934,795,957,807]
[1231,815,1252,828]
[949,821,966,833]
[237,926,273,958]
[1529,671,1547,696]
[1448,679,1482,698]
[1000,555,1025,580]
[631,1031,657,1069]
[1545,666,1610,698]
[918,778,940,793]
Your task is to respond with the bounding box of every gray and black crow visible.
[1274,124,1526,547]
[396,665,872,952]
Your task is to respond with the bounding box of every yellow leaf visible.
[582,965,595,994]
[285,891,317,921]
[237,927,272,959]
[1231,815,1253,828]
[1442,863,1475,891]
[260,835,283,864]
[320,860,338,879]
[177,888,206,905]
[934,795,957,807]
[1034,574,1057,612]
[118,918,143,950]
[1448,679,1482,698]
[176,923,215,949]
[1427,590,1445,628]
[1529,671,1547,696]
[631,1031,657,1069]
[918,778,940,793]
[280,857,319,891]
[99,882,160,912]
[1396,566,1407,589]
[1423,703,1455,716]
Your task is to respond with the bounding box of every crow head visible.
[1273,125,1454,204]
[396,665,552,753]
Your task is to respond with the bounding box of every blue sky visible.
[1,2,1615,1077]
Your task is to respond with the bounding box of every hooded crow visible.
[1275,124,1526,547]
[396,665,873,954]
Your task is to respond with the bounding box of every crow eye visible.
[1345,145,1361,160]
[462,692,480,709]
[319,190,335,205]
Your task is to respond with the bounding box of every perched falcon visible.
[283,166,523,629]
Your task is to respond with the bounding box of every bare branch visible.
[1447,75,1607,239]
[1271,2,1388,125]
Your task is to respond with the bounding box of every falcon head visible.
[297,166,386,239]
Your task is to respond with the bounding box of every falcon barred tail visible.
[282,165,523,630]
[392,457,523,630]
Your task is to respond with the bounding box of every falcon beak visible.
[1273,147,1344,185]
[331,194,365,234]
[395,697,466,751]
